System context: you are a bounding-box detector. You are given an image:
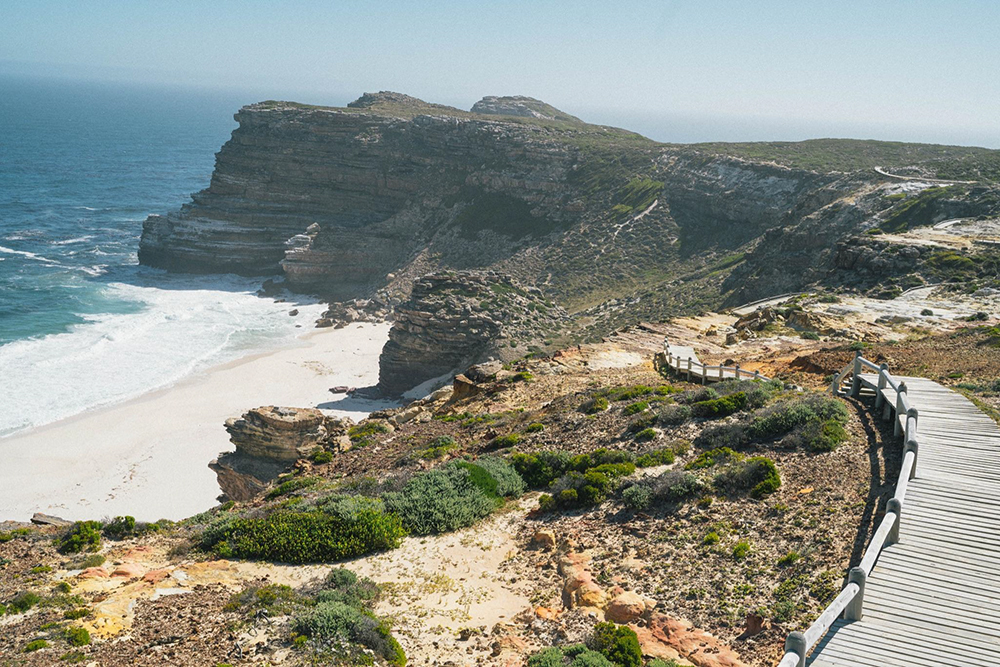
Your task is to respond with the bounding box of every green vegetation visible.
[591,622,643,667]
[203,509,404,564]
[525,422,546,433]
[24,639,49,652]
[527,644,613,666]
[716,456,782,499]
[102,515,136,540]
[310,449,334,464]
[64,626,90,647]
[621,471,704,510]
[581,396,609,414]
[55,521,102,554]
[622,400,649,416]
[697,395,849,452]
[8,591,41,614]
[657,404,692,426]
[418,435,458,460]
[512,371,534,382]
[778,551,801,566]
[691,391,749,418]
[511,450,573,487]
[634,427,658,442]
[0,527,32,542]
[686,447,741,470]
[732,540,752,560]
[266,476,321,500]
[926,250,977,277]
[491,433,522,448]
[348,420,391,448]
[879,186,965,232]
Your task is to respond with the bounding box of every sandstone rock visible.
[638,614,747,667]
[451,374,482,402]
[466,360,503,383]
[531,529,556,549]
[78,567,109,579]
[606,591,650,623]
[143,568,172,584]
[111,563,145,579]
[534,606,561,620]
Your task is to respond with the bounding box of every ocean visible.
[0,75,326,437]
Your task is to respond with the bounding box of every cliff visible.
[139,91,1000,328]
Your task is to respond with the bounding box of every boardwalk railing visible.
[661,342,770,384]
[778,352,918,667]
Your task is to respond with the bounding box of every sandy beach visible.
[0,322,395,523]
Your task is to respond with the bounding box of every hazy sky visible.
[2,0,998,147]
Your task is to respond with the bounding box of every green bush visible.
[266,476,320,500]
[801,331,821,340]
[474,456,527,497]
[383,464,496,535]
[581,396,609,414]
[293,601,405,665]
[64,608,89,620]
[9,591,41,613]
[703,531,720,545]
[921,308,934,316]
[24,639,49,652]
[525,422,545,433]
[511,371,534,382]
[590,622,642,667]
[716,457,781,499]
[491,433,522,448]
[647,660,683,667]
[348,421,391,448]
[778,551,801,566]
[546,470,614,509]
[621,484,654,510]
[570,449,634,471]
[55,521,102,554]
[635,446,676,467]
[64,626,90,646]
[204,510,404,564]
[789,418,848,452]
[732,540,751,560]
[622,401,648,416]
[634,427,657,442]
[528,647,566,667]
[692,391,749,418]
[102,515,136,540]
[687,447,741,470]
[657,404,691,426]
[311,449,334,464]
[510,451,572,488]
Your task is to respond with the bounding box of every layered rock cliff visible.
[377,271,568,395]
[139,90,1000,332]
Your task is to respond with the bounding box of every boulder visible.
[606,591,650,623]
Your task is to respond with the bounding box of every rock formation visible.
[210,406,347,500]
[376,271,567,396]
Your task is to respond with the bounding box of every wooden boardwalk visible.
[663,343,768,383]
[807,375,1000,666]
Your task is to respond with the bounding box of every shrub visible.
[657,404,691,426]
[293,601,405,665]
[527,647,565,667]
[475,456,527,497]
[102,515,136,540]
[716,457,781,499]
[266,477,320,500]
[204,509,404,563]
[547,470,614,509]
[581,396,609,414]
[510,451,572,488]
[921,308,934,316]
[622,401,649,416]
[511,371,534,382]
[525,422,545,433]
[692,391,749,418]
[61,651,88,663]
[54,582,71,594]
[634,428,657,442]
[702,531,720,545]
[24,639,49,652]
[801,331,821,340]
[383,463,497,535]
[590,622,642,667]
[635,446,675,467]
[570,449,634,471]
[732,540,751,560]
[311,449,334,464]
[64,608,89,620]
[55,522,102,554]
[348,421,391,448]
[64,626,91,646]
[687,447,741,470]
[648,660,683,667]
[787,418,847,452]
[9,591,41,613]
[78,554,105,569]
[622,484,654,510]
[778,551,801,566]
[492,433,522,448]
[418,435,457,460]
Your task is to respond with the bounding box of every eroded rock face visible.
[376,271,567,396]
[211,406,344,501]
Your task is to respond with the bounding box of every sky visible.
[2,0,998,147]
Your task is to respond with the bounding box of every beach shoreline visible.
[0,322,395,523]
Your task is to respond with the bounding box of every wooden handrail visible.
[661,342,771,382]
[779,355,915,667]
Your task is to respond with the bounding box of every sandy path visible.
[0,323,394,522]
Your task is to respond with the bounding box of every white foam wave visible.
[0,279,326,437]
[0,245,62,265]
[53,235,96,245]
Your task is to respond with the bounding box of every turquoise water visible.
[0,76,325,436]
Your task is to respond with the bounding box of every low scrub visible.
[590,622,643,667]
[696,395,849,451]
[715,456,782,499]
[55,521,102,554]
[510,450,573,488]
[202,509,404,564]
[621,471,704,510]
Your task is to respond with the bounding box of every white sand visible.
[0,323,395,523]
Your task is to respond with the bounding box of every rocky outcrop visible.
[377,271,567,396]
[210,406,347,501]
[471,95,582,122]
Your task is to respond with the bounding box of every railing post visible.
[894,382,908,437]
[887,498,902,545]
[905,407,918,442]
[734,363,740,380]
[719,365,723,380]
[905,438,919,480]
[686,358,692,380]
[875,363,889,410]
[784,632,808,667]
[850,351,863,397]
[844,566,867,621]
